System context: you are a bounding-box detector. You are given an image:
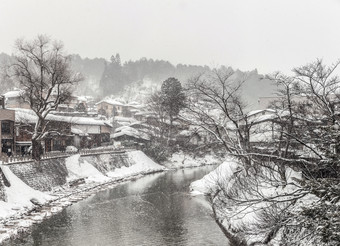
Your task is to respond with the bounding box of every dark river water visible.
[9,166,229,246]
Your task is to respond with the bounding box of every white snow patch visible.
[164,151,220,169]
[65,154,109,183]
[0,165,53,219]
[189,157,318,245]
[190,158,240,195]
[107,150,165,178]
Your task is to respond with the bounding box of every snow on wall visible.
[82,152,131,175]
[79,151,162,180]
[5,151,140,193]
[65,155,109,183]
[0,150,161,205]
[107,150,165,178]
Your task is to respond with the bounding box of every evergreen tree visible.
[99,53,127,96]
[115,53,121,66]
[160,77,186,144]
[161,77,186,121]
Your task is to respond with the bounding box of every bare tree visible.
[185,61,340,244]
[184,68,252,163]
[147,92,168,141]
[274,59,340,176]
[144,92,172,162]
[8,35,82,160]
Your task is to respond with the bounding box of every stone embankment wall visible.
[0,168,10,202]
[85,152,132,174]
[8,159,69,192]
[0,151,132,194]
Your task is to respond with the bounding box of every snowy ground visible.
[107,150,165,178]
[0,150,165,244]
[189,157,317,245]
[163,151,221,169]
[190,157,240,196]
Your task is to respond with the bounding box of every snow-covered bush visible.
[66,146,78,152]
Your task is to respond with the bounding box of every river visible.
[8,166,229,246]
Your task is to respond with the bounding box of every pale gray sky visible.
[1,0,340,74]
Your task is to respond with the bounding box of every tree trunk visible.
[32,139,43,161]
[167,116,173,147]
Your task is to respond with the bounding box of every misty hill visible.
[70,54,106,96]
[98,54,211,97]
[97,55,277,110]
[0,52,277,109]
[69,54,212,98]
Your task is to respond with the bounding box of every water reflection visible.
[8,166,229,246]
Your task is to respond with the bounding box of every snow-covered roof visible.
[134,111,154,116]
[111,126,150,141]
[126,101,139,106]
[114,116,137,123]
[247,109,276,118]
[129,122,150,129]
[249,110,291,125]
[250,131,275,143]
[126,101,143,108]
[3,90,24,98]
[225,109,291,129]
[71,127,89,136]
[77,96,87,102]
[14,108,112,127]
[95,99,124,106]
[114,125,130,132]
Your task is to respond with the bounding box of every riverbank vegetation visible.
[187,60,340,245]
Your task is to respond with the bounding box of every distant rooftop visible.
[95,99,124,106]
[2,90,24,98]
[14,108,112,127]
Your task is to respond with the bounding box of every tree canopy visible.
[9,35,82,160]
[160,77,186,122]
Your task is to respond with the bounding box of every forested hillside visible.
[1,52,277,108]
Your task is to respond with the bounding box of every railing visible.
[0,146,133,164]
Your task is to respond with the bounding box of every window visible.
[1,122,11,134]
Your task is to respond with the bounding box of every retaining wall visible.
[82,152,132,174]
[0,168,9,202]
[0,151,133,192]
[8,159,69,192]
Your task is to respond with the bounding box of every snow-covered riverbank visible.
[163,151,221,169]
[189,157,319,245]
[0,150,165,244]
